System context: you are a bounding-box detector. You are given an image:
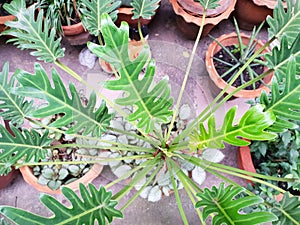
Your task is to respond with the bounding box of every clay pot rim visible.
[169,0,237,26]
[205,32,273,98]
[253,0,287,9]
[20,163,103,194]
[62,21,85,36]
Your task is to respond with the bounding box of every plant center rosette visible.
[99,104,225,202]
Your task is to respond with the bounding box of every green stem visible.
[45,143,154,153]
[165,8,208,143]
[13,154,153,167]
[166,159,189,225]
[137,19,145,44]
[170,160,205,224]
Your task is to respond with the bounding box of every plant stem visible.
[166,159,189,225]
[137,19,145,44]
[165,8,208,143]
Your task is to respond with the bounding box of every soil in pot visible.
[213,45,264,90]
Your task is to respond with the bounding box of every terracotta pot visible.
[62,22,85,36]
[238,144,285,201]
[99,39,148,73]
[206,32,273,99]
[115,1,161,28]
[234,0,287,30]
[0,167,18,189]
[0,14,16,34]
[169,0,237,39]
[20,163,103,194]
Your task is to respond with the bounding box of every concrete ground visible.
[0,0,268,224]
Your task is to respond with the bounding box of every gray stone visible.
[79,47,97,69]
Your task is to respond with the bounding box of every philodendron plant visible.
[0,0,300,224]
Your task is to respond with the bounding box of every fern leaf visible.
[195,0,220,9]
[0,62,33,127]
[271,192,300,225]
[267,0,300,46]
[0,125,51,175]
[131,0,160,20]
[88,14,173,133]
[189,105,276,151]
[80,0,121,36]
[260,57,300,132]
[10,63,113,137]
[0,184,123,225]
[2,0,64,63]
[195,183,277,225]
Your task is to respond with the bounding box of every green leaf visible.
[0,184,123,225]
[265,35,300,81]
[131,0,160,20]
[88,14,173,133]
[267,0,300,46]
[0,62,33,127]
[195,0,220,10]
[0,125,51,174]
[2,0,64,63]
[272,192,300,225]
[189,105,277,150]
[195,183,278,225]
[11,63,113,137]
[260,58,300,132]
[80,0,121,36]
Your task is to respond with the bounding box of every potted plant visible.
[115,0,161,28]
[36,0,85,36]
[233,0,289,30]
[0,0,300,224]
[169,0,237,39]
[206,19,274,98]
[0,0,35,34]
[238,122,300,195]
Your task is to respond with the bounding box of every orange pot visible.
[206,32,273,99]
[115,1,161,28]
[169,0,236,39]
[234,0,287,31]
[20,163,103,194]
[0,14,16,34]
[99,39,148,73]
[62,22,85,36]
[0,168,18,189]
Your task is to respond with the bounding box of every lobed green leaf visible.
[88,14,173,133]
[0,184,123,225]
[131,0,160,20]
[2,0,64,63]
[195,183,278,225]
[11,63,113,137]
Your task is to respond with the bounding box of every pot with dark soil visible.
[206,21,273,99]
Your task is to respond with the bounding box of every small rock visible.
[140,186,152,199]
[148,185,162,202]
[202,148,225,163]
[79,47,97,69]
[112,165,132,178]
[179,104,191,120]
[192,167,206,186]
